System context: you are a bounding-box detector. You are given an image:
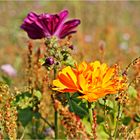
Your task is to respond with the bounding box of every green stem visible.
[40,116,52,128]
[88,102,93,126]
[53,68,58,139]
[114,102,121,140]
[54,110,58,139]
[19,127,26,140]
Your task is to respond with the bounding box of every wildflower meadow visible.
[0,1,140,140]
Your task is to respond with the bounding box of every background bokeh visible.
[0,1,140,139]
[0,1,140,84]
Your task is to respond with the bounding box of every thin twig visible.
[40,116,53,129]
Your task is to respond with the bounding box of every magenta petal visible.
[24,12,39,24]
[21,22,46,39]
[38,14,52,36]
[54,10,68,36]
[59,9,68,21]
[60,31,77,39]
[21,12,47,39]
[48,15,60,35]
[59,19,80,38]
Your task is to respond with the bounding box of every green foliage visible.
[97,115,104,124]
[66,93,88,118]
[122,116,131,125]
[33,90,42,101]
[18,107,41,127]
[39,58,46,65]
[1,75,12,86]
[18,107,33,127]
[98,98,113,111]
[14,92,32,109]
[14,90,42,109]
[82,117,92,135]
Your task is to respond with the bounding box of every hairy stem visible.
[93,109,97,140]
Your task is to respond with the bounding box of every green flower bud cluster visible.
[41,37,76,70]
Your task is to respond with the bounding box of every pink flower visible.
[1,64,17,77]
[21,10,80,39]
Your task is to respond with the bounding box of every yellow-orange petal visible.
[79,93,98,102]
[103,68,115,84]
[53,79,67,89]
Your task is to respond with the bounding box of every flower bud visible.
[69,45,74,50]
[45,57,54,65]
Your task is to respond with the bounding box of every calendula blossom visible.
[52,61,126,102]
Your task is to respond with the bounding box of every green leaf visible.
[98,99,113,110]
[70,92,81,102]
[34,112,41,119]
[15,92,31,102]
[69,99,88,118]
[14,92,33,109]
[18,107,33,127]
[70,92,79,98]
[98,124,109,139]
[82,117,92,135]
[62,55,76,67]
[122,116,131,125]
[2,75,12,86]
[66,93,88,118]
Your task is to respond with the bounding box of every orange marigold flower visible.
[52,61,127,102]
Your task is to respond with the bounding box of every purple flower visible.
[21,10,80,39]
[1,64,17,77]
[45,57,54,65]
[69,45,74,50]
